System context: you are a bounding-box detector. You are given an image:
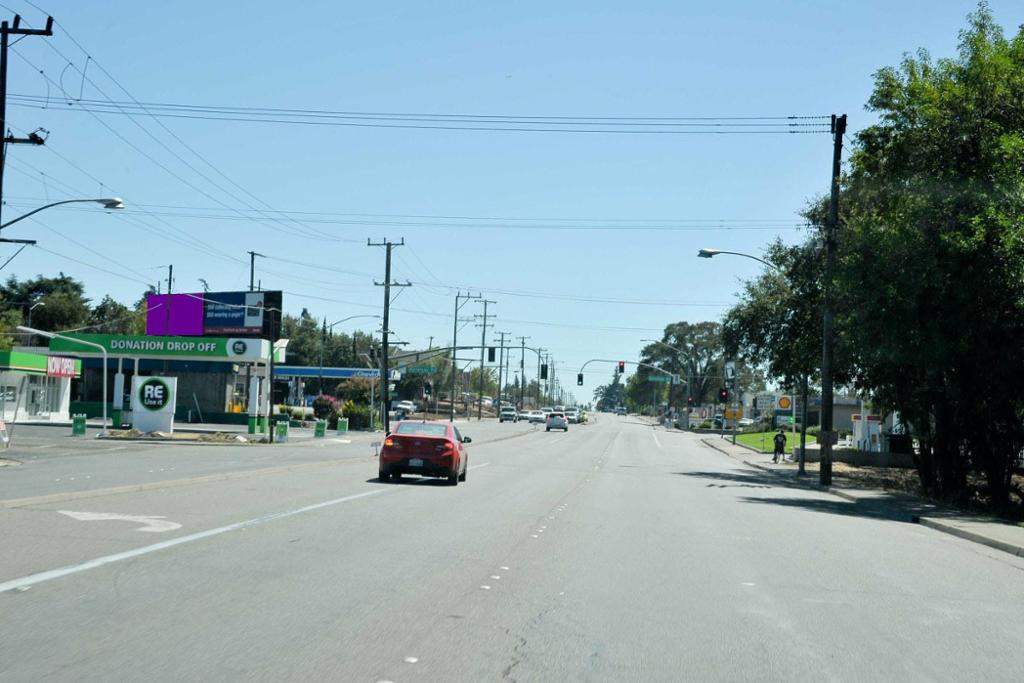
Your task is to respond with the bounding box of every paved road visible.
[2,417,1023,681]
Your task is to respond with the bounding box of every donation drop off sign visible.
[131,376,177,433]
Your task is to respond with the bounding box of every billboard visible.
[146,291,282,339]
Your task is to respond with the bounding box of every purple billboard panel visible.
[146,294,205,336]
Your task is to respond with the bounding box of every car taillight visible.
[384,438,399,448]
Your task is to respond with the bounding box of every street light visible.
[0,197,125,231]
[696,247,807,475]
[318,314,383,394]
[27,301,44,328]
[17,325,109,436]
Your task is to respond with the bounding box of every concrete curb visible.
[914,517,1024,558]
[0,457,368,509]
[703,437,868,504]
[703,437,1024,558]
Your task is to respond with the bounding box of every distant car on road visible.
[499,407,519,423]
[614,406,626,416]
[564,408,580,423]
[379,421,470,485]
[394,400,417,414]
[527,410,546,423]
[738,417,754,427]
[546,412,569,432]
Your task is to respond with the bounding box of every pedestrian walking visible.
[772,429,787,463]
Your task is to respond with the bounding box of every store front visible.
[46,333,279,428]
[0,351,81,423]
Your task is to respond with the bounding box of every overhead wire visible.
[8,93,831,134]
[4,34,354,253]
[7,9,371,245]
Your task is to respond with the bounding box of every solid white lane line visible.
[468,462,490,470]
[0,489,387,594]
[652,430,663,450]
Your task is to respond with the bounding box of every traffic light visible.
[424,381,432,396]
[488,347,496,362]
[618,361,625,373]
[718,388,729,403]
[540,364,548,380]
[577,373,584,386]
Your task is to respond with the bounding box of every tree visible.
[641,321,763,407]
[836,3,1024,510]
[0,273,90,332]
[721,237,827,390]
[592,371,625,410]
[89,295,135,334]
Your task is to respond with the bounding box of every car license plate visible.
[409,458,423,467]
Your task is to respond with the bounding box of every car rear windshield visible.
[395,423,448,437]
[550,413,565,418]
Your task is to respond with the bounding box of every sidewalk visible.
[702,436,1024,559]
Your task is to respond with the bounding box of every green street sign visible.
[406,366,437,374]
[647,375,671,383]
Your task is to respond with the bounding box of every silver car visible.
[546,412,568,432]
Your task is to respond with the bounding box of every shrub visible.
[313,394,339,419]
[342,400,372,430]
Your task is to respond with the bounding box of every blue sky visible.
[0,0,1019,400]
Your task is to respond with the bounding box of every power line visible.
[5,28,353,247]
[0,197,808,226]
[7,94,831,134]
[8,92,830,123]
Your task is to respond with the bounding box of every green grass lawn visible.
[735,430,817,453]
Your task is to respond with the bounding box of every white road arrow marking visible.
[58,510,182,533]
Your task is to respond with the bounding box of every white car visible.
[527,410,546,423]
[546,412,569,432]
[564,408,580,424]
[394,400,417,414]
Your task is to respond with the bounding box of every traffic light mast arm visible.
[576,359,675,378]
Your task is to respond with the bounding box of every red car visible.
[379,421,471,485]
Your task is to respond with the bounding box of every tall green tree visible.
[837,3,1024,509]
[721,236,827,390]
[0,273,90,331]
[592,371,625,410]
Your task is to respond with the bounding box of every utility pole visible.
[248,251,265,291]
[319,318,327,395]
[164,264,174,334]
[494,331,509,410]
[0,14,53,229]
[517,336,529,410]
[369,238,410,435]
[504,338,512,403]
[820,113,847,487]
[535,347,544,408]
[475,299,496,419]
[449,291,480,422]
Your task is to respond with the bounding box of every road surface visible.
[3,416,1023,681]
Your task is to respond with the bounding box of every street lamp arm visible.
[697,248,780,272]
[328,314,382,329]
[0,198,125,231]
